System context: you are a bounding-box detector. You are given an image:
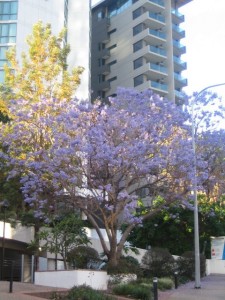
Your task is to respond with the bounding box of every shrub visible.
[106,255,142,276]
[64,285,115,300]
[177,251,206,280]
[67,246,100,269]
[157,277,174,290]
[141,247,175,277]
[112,283,152,300]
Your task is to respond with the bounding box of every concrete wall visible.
[0,221,34,244]
[35,269,108,290]
[206,259,225,275]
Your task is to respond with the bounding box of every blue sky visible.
[91,0,225,97]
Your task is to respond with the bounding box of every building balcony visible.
[174,72,187,88]
[149,29,166,40]
[134,62,167,82]
[134,45,166,63]
[98,80,110,91]
[149,0,165,8]
[99,64,110,75]
[142,0,165,13]
[150,62,167,75]
[149,12,165,24]
[136,11,165,30]
[151,80,168,92]
[134,79,168,96]
[150,45,166,57]
[173,56,187,72]
[101,48,110,59]
[171,9,184,24]
[173,40,186,55]
[134,28,166,46]
[172,24,185,39]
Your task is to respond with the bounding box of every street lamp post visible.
[192,82,225,289]
[1,199,9,280]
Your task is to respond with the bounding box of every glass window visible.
[0,46,8,67]
[108,76,117,83]
[133,7,142,19]
[133,40,143,52]
[133,23,144,36]
[108,60,117,66]
[134,74,144,87]
[0,1,18,20]
[108,44,117,51]
[0,23,17,43]
[133,57,143,69]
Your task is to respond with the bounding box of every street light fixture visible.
[192,82,225,289]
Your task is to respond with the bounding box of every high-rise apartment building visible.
[0,0,90,99]
[91,0,192,102]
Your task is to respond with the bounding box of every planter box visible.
[35,269,108,290]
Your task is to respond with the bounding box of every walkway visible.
[159,274,225,300]
[0,275,225,300]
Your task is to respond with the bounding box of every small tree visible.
[67,246,100,269]
[0,21,83,106]
[36,213,89,270]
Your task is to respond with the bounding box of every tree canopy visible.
[1,88,195,267]
[0,21,83,112]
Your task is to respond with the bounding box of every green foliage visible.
[177,251,206,280]
[128,198,225,258]
[142,247,175,277]
[105,255,142,276]
[65,285,114,300]
[157,277,174,290]
[34,213,89,269]
[112,282,152,300]
[67,246,100,269]
[0,21,83,107]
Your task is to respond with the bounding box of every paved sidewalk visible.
[0,275,225,300]
[0,281,67,300]
[159,274,225,300]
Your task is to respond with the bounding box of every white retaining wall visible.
[35,269,108,290]
[206,259,225,275]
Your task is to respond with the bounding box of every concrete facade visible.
[91,0,192,102]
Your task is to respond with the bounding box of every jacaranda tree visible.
[1,88,195,267]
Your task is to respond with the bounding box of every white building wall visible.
[67,1,91,100]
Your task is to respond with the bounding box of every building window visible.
[133,7,142,19]
[133,40,143,52]
[108,60,117,66]
[133,57,143,69]
[134,74,144,87]
[97,10,105,20]
[98,42,106,51]
[97,91,106,98]
[98,74,106,83]
[0,1,18,20]
[98,58,106,67]
[108,44,117,51]
[133,23,144,36]
[108,28,117,36]
[0,46,8,67]
[108,76,117,83]
[0,23,17,43]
